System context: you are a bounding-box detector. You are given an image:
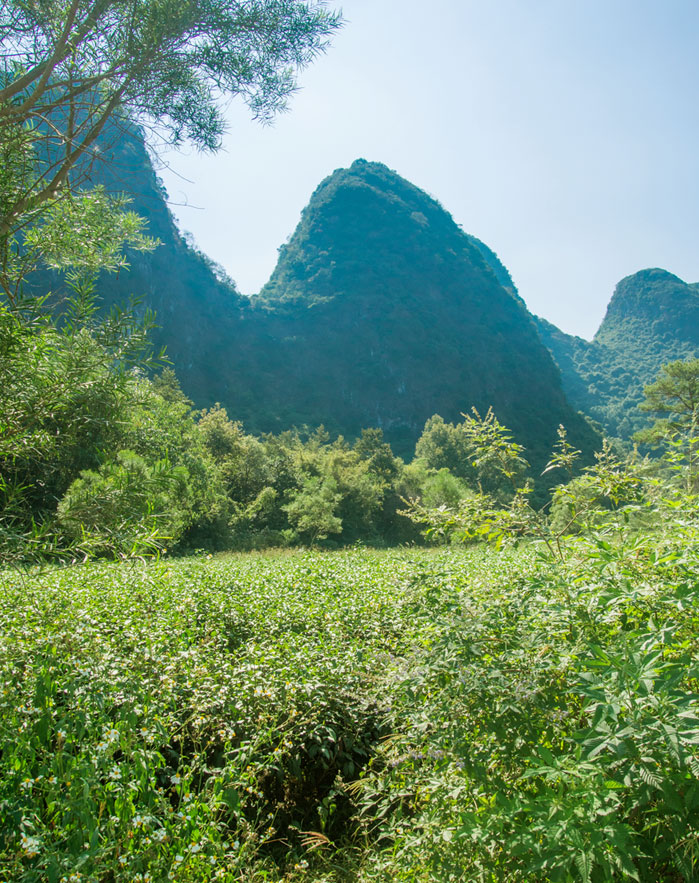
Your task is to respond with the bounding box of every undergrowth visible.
[3,426,699,882]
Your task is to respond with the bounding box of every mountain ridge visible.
[60,135,695,457]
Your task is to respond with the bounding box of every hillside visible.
[41,138,602,465]
[35,126,256,405]
[252,159,598,464]
[536,269,699,438]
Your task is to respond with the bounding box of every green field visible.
[2,532,699,883]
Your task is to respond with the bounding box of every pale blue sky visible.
[157,0,699,340]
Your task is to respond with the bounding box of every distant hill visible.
[536,269,699,439]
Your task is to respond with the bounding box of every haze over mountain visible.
[87,131,254,396]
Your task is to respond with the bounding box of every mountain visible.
[536,269,699,439]
[38,126,255,402]
[250,159,598,465]
[595,268,699,353]
[56,140,600,465]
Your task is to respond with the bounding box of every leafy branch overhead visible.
[0,0,342,240]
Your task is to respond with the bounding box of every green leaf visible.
[613,849,641,881]
[574,850,592,883]
[639,766,663,789]
[221,787,240,812]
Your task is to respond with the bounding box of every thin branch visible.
[5,0,83,119]
[0,0,114,108]
[0,86,125,239]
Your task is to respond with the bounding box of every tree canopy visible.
[0,0,341,241]
[635,358,699,443]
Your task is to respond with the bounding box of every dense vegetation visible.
[6,279,589,561]
[3,415,699,881]
[5,204,699,878]
[3,7,699,881]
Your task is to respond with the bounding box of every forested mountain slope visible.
[536,269,699,438]
[37,127,256,402]
[254,159,598,464]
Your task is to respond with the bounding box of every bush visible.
[57,450,190,557]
